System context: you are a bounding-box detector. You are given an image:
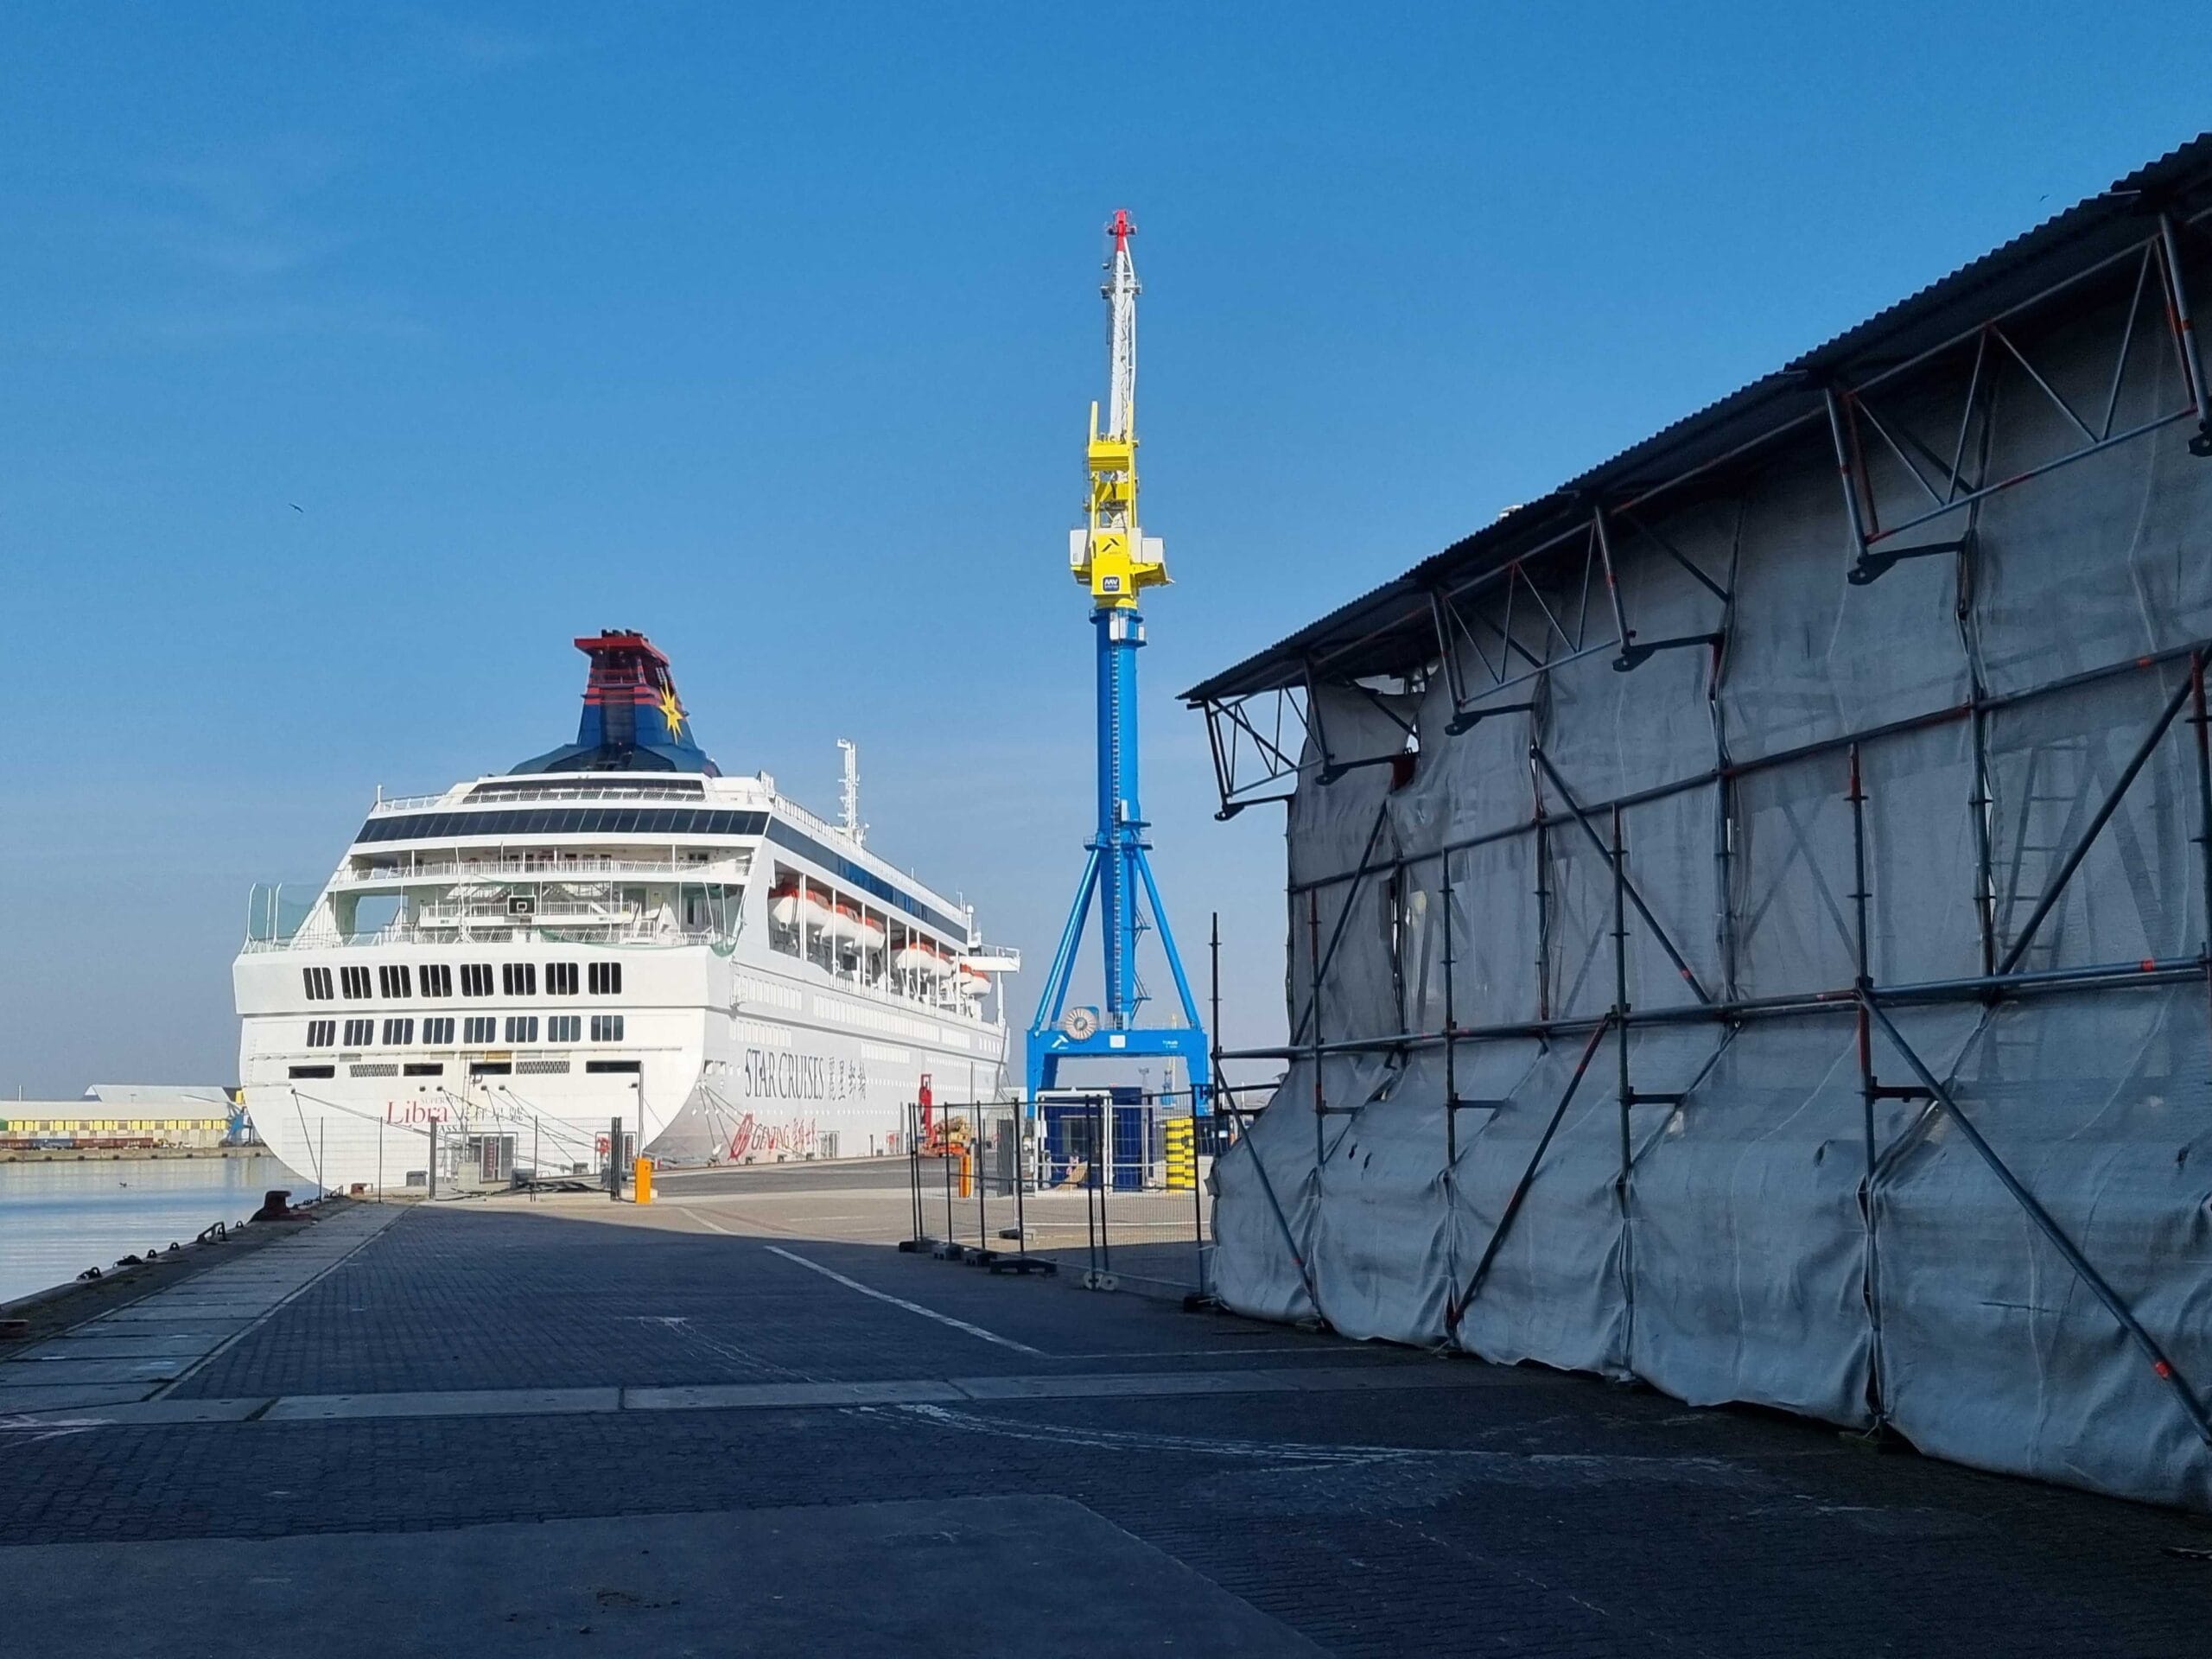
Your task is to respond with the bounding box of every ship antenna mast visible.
[836,738,866,847]
[1028,208,1212,1117]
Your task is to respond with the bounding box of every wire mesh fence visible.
[897,1089,1259,1298]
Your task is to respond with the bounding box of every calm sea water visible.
[0,1157,322,1306]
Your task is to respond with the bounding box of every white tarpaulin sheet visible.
[1211,266,2212,1509]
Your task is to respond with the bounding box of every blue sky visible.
[3,3,2209,1096]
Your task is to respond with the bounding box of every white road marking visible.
[761,1246,1044,1356]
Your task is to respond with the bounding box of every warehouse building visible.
[1186,135,2212,1509]
[0,1085,239,1151]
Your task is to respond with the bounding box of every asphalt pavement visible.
[3,1189,2208,1656]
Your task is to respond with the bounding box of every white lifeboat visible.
[802,887,834,932]
[768,880,800,929]
[857,912,887,950]
[893,940,939,977]
[957,966,988,1001]
[832,900,863,946]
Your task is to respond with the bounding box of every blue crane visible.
[1027,211,1212,1113]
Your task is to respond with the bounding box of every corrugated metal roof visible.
[1185,132,2212,704]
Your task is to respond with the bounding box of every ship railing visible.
[365,779,773,816]
[239,919,734,952]
[333,855,747,887]
[766,795,969,917]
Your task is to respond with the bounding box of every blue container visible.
[1111,1103,1147,1192]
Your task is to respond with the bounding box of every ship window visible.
[340,966,372,999]
[362,805,767,844]
[585,1059,641,1074]
[403,1063,445,1077]
[502,963,537,996]
[422,1016,455,1045]
[420,963,453,998]
[588,962,623,995]
[468,1061,512,1077]
[547,1014,582,1043]
[342,1018,374,1046]
[288,1065,335,1080]
[504,1015,538,1044]
[590,1014,626,1042]
[378,964,413,999]
[305,1020,336,1048]
[463,1015,496,1044]
[382,1018,414,1045]
[545,962,579,996]
[302,967,334,1001]
[461,963,493,997]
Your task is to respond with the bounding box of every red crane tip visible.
[1109,208,1135,251]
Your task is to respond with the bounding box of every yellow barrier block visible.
[634,1157,654,1205]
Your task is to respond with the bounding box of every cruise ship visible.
[234,631,1017,1192]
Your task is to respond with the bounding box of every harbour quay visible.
[3,1163,2207,1658]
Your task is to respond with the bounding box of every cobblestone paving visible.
[10,1204,2212,1656]
[172,1205,1319,1395]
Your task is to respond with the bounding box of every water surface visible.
[0,1156,322,1305]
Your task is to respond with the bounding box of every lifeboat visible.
[893,940,940,977]
[832,900,863,946]
[768,880,800,929]
[857,912,887,950]
[957,966,988,1001]
[802,887,834,932]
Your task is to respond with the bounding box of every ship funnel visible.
[509,631,720,776]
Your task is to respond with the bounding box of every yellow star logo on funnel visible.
[658,682,686,739]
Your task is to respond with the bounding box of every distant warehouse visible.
[0,1085,238,1152]
[1187,135,2212,1510]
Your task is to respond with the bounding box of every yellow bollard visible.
[957,1147,973,1199]
[633,1156,653,1205]
[1165,1118,1196,1192]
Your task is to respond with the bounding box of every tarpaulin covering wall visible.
[1207,200,2212,1510]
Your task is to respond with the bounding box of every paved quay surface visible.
[3,1166,2209,1656]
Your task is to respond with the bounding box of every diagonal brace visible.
[1860,994,2212,1446]
[1445,1016,1612,1328]
[1290,798,1397,1044]
[1998,673,2192,975]
[1530,747,1714,1004]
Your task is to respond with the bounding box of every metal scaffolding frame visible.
[1188,137,2212,1504]
[1192,147,2212,814]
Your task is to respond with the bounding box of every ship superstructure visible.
[235,632,1017,1192]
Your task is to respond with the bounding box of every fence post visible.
[942,1127,956,1249]
[1014,1099,1029,1248]
[1096,1092,1112,1278]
